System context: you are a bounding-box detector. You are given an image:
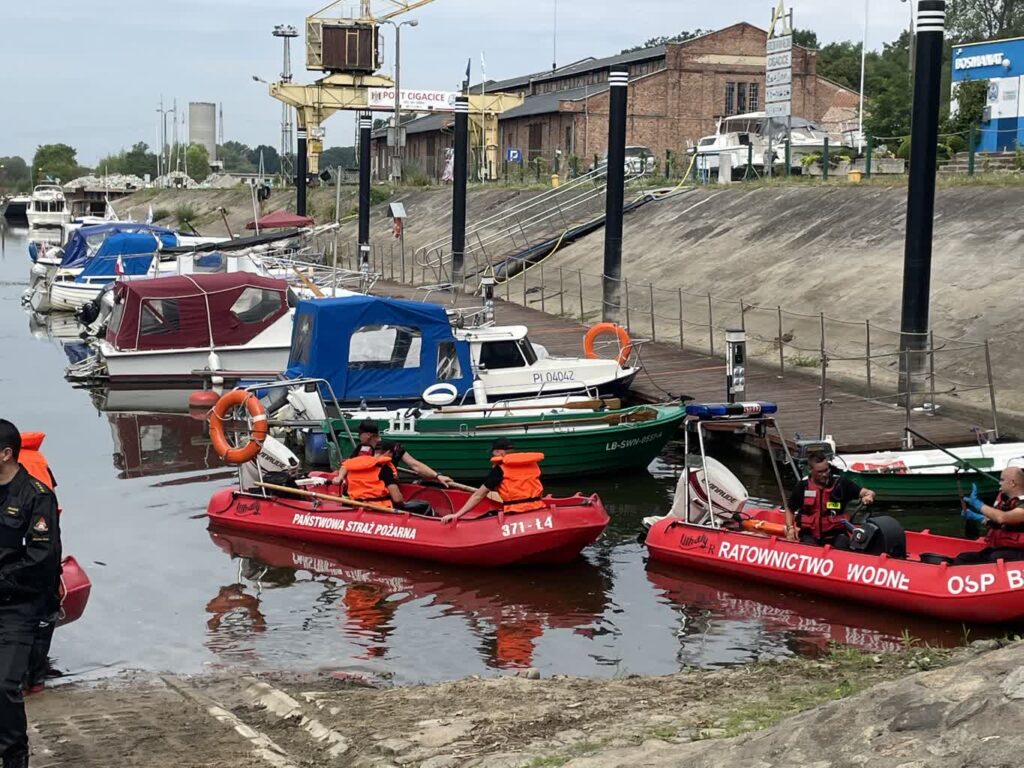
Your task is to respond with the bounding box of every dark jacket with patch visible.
[0,466,62,606]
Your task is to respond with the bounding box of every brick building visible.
[371,23,859,180]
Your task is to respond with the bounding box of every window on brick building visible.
[565,125,572,154]
[749,84,760,112]
[725,82,736,115]
[737,83,747,114]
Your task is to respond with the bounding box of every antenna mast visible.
[273,24,299,179]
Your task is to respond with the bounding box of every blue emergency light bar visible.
[685,401,778,418]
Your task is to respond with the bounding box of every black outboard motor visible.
[76,294,102,326]
[848,516,906,559]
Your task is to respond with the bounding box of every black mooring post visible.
[899,0,946,394]
[296,127,308,216]
[602,68,629,323]
[358,112,372,273]
[451,95,469,288]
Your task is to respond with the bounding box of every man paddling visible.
[784,452,875,549]
[0,420,62,768]
[442,438,546,524]
[337,420,453,488]
[955,466,1024,564]
[336,442,432,515]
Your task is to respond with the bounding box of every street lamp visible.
[381,19,419,184]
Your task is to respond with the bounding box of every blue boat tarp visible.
[60,223,176,269]
[75,232,176,281]
[285,295,474,403]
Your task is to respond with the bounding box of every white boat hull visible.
[98,342,291,383]
[26,210,71,228]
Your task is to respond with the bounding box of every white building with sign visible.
[951,37,1024,151]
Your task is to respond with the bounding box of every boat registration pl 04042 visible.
[501,515,554,537]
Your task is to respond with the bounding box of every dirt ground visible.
[26,643,962,768]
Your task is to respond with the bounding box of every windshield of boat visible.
[349,324,422,369]
[720,118,764,135]
[479,338,536,369]
[436,341,462,381]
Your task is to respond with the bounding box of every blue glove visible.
[964,483,983,513]
[961,508,985,524]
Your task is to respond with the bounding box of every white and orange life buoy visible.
[583,322,632,366]
[209,390,268,464]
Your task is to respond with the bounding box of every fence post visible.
[818,311,828,439]
[540,262,546,313]
[678,288,685,349]
[777,306,785,375]
[738,298,746,332]
[707,293,715,357]
[984,339,1000,439]
[903,348,913,448]
[559,267,565,316]
[822,136,830,181]
[578,270,584,323]
[928,330,936,414]
[865,134,873,179]
[506,272,511,301]
[624,278,631,331]
[968,126,976,177]
[746,143,753,180]
[865,319,873,399]
[785,138,792,177]
[649,283,656,342]
[666,149,673,179]
[522,266,527,305]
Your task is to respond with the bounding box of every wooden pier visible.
[380,282,985,453]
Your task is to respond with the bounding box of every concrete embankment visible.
[25,640,1024,766]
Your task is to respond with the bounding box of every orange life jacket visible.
[342,454,393,508]
[494,618,544,669]
[492,452,546,513]
[19,432,55,490]
[798,476,848,539]
[985,494,1024,549]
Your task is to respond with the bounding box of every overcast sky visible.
[3,0,914,165]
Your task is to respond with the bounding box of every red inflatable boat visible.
[646,507,1024,624]
[58,555,91,626]
[207,481,609,566]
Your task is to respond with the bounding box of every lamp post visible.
[381,19,419,184]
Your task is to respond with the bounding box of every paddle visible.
[292,266,325,298]
[396,467,503,504]
[903,428,1002,485]
[255,482,396,514]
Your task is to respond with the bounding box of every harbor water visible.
[0,223,997,685]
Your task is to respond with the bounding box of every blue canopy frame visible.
[285,295,474,403]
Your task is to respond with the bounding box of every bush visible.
[370,185,393,205]
[801,152,822,169]
[896,138,912,159]
[151,207,170,222]
[402,162,431,187]
[173,203,196,226]
[893,137,951,163]
[946,134,967,154]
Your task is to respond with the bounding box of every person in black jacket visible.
[0,420,62,768]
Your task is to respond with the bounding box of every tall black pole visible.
[899,0,945,394]
[451,95,469,288]
[358,112,372,274]
[296,127,307,216]
[602,68,629,323]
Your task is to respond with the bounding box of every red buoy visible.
[188,390,220,420]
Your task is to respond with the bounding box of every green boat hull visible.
[842,470,1000,501]
[325,405,687,479]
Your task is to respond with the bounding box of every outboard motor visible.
[848,516,906,558]
[643,456,750,531]
[239,434,302,491]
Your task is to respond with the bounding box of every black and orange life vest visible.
[798,476,848,539]
[20,432,56,491]
[492,452,546,513]
[986,494,1024,549]
[343,455,393,508]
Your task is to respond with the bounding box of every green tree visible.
[185,143,211,181]
[620,29,711,54]
[946,79,989,139]
[864,32,913,140]
[793,29,819,48]
[320,145,356,169]
[947,0,1024,42]
[32,143,81,183]
[248,144,281,174]
[0,156,31,191]
[218,140,255,172]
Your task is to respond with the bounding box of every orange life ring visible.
[583,322,632,366]
[209,390,268,464]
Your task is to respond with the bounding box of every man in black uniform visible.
[784,452,875,549]
[0,420,62,768]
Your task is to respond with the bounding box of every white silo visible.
[188,102,218,161]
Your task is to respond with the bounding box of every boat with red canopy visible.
[87,273,294,385]
[643,402,1024,625]
[207,477,609,566]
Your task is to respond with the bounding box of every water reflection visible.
[210,531,611,670]
[106,411,217,479]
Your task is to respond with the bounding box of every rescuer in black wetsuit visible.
[0,420,62,768]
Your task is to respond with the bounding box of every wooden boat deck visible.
[379,282,983,453]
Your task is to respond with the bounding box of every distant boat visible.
[692,112,831,178]
[1,194,31,220]
[26,184,70,228]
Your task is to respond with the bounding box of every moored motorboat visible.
[643,402,1024,625]
[26,184,70,228]
[207,480,609,566]
[834,442,1024,501]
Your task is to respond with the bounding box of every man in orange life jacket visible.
[337,420,452,488]
[784,452,875,549]
[955,466,1024,564]
[336,442,433,515]
[442,438,546,524]
[0,420,62,768]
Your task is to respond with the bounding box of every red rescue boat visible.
[644,402,1024,626]
[207,481,609,566]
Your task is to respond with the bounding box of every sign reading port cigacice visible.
[766,0,793,118]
